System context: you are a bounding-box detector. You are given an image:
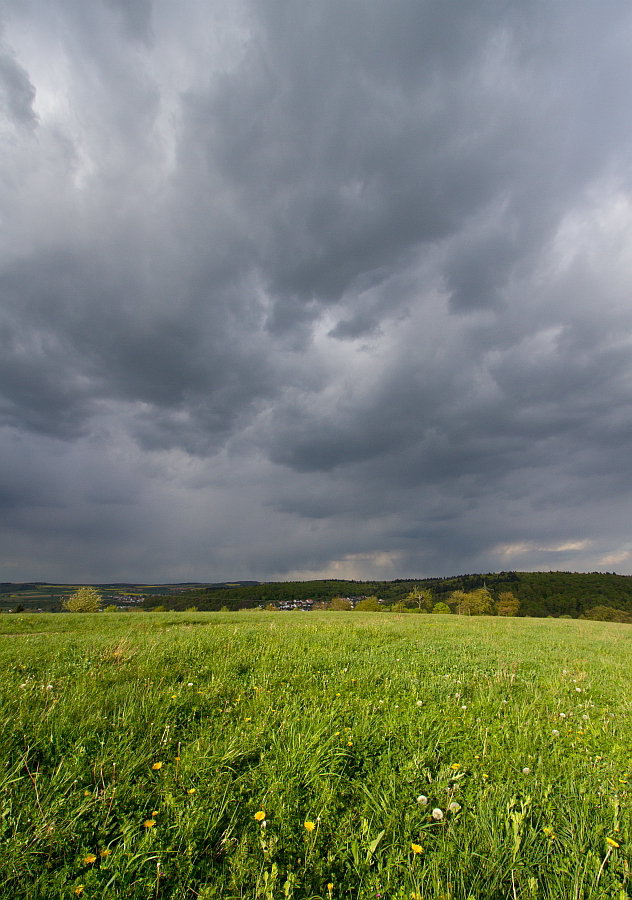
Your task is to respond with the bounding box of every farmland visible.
[1,612,631,899]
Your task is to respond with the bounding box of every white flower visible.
[448,802,461,813]
[582,714,589,720]
[416,700,423,707]
[552,729,560,736]
[431,808,444,821]
[187,683,193,687]
[575,687,581,692]
[416,795,428,806]
[559,712,566,718]
[522,767,530,775]
[461,705,467,710]
[46,684,53,690]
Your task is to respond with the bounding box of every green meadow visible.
[1,612,630,900]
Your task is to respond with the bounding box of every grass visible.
[0,611,630,899]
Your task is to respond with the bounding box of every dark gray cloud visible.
[1,0,632,582]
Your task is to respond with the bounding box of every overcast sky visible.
[2,1,632,584]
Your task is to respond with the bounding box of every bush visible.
[62,587,102,613]
[432,602,451,614]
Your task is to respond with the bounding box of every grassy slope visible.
[0,612,630,899]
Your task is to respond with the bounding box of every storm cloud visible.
[2,0,632,582]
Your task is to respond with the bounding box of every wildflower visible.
[144,819,156,829]
[99,849,111,858]
[411,843,423,854]
[431,808,444,821]
[450,763,460,770]
[152,810,158,816]
[482,773,488,780]
[416,795,428,805]
[84,791,91,797]
[175,756,181,762]
[523,767,530,775]
[254,811,266,821]
[152,762,162,771]
[327,885,334,897]
[83,854,97,864]
[448,802,461,813]
[188,682,193,687]
[606,837,620,848]
[559,713,566,718]
[171,694,177,699]
[416,700,423,707]
[261,819,267,828]
[551,729,560,736]
[461,705,467,710]
[187,788,196,794]
[74,887,84,896]
[334,731,340,736]
[348,741,353,746]
[244,717,251,722]
[304,821,315,832]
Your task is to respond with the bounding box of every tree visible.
[404,588,433,611]
[496,592,520,617]
[62,587,102,613]
[450,589,493,616]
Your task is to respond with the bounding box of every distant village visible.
[269,596,379,610]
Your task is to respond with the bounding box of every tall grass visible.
[0,612,630,898]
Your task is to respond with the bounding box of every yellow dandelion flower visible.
[152,762,162,771]
[99,849,111,858]
[175,756,181,762]
[83,854,97,864]
[171,694,177,699]
[74,887,84,896]
[334,731,340,736]
[254,810,266,821]
[607,837,620,848]
[83,790,90,797]
[450,763,460,770]
[304,820,315,832]
[411,843,423,854]
[187,788,196,794]
[152,810,159,816]
[144,819,156,829]
[347,741,353,746]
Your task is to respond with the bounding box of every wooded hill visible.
[141,571,632,619]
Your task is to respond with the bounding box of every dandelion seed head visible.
[416,795,428,805]
[523,767,531,775]
[431,808,444,821]
[448,802,461,813]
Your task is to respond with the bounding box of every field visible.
[0,613,630,899]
